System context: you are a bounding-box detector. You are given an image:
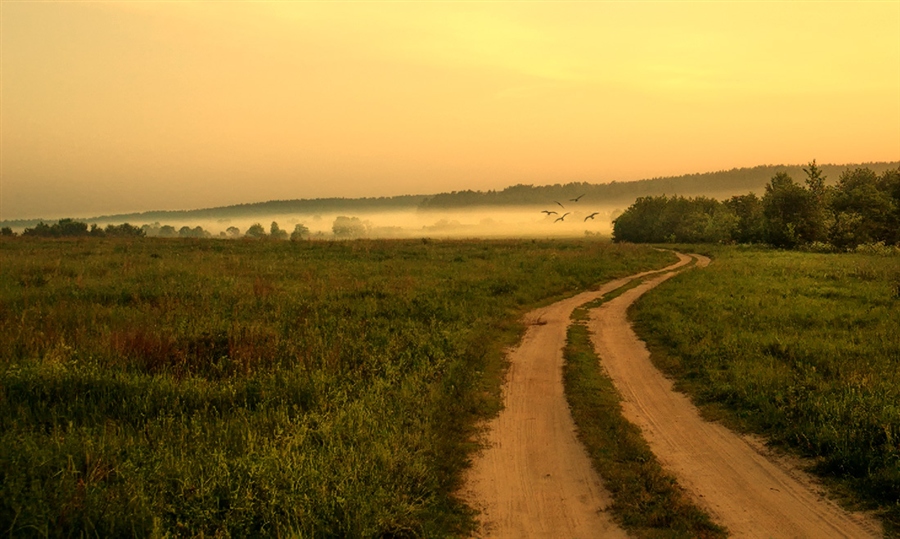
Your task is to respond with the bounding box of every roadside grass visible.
[631,245,900,535]
[0,237,671,537]
[564,297,726,539]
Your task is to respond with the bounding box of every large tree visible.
[724,193,766,244]
[245,223,267,239]
[830,167,895,248]
[801,160,830,243]
[762,172,817,248]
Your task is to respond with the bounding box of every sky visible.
[2,1,899,221]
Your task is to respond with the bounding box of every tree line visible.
[10,219,145,238]
[612,163,900,249]
[7,220,315,241]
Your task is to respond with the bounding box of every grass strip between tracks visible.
[564,280,727,539]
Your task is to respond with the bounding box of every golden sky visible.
[2,1,899,220]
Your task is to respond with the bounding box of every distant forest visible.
[612,163,900,250]
[2,162,897,229]
[0,196,428,229]
[416,162,900,209]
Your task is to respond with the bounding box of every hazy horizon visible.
[0,206,622,241]
[3,2,898,221]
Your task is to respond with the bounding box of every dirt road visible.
[460,255,692,538]
[588,254,882,538]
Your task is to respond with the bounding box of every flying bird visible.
[554,212,570,223]
[541,210,558,216]
[554,200,565,209]
[570,194,586,202]
[584,212,600,221]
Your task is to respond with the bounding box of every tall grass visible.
[631,246,900,534]
[0,237,671,537]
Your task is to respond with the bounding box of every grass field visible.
[631,246,900,534]
[0,237,671,537]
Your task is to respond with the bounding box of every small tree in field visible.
[270,222,289,240]
[246,223,267,239]
[291,224,310,241]
[332,216,367,238]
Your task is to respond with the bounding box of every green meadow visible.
[0,237,670,537]
[631,246,900,533]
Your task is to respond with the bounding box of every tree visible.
[225,226,241,238]
[270,221,289,240]
[801,160,831,243]
[290,223,310,241]
[57,218,89,237]
[158,225,177,238]
[830,167,893,248]
[701,204,740,244]
[612,196,671,242]
[612,195,737,244]
[22,222,51,237]
[762,172,816,248]
[724,193,766,243]
[178,226,209,238]
[332,216,367,238]
[22,219,89,237]
[105,223,145,237]
[877,167,900,245]
[1,227,16,237]
[246,223,267,239]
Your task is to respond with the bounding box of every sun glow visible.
[2,2,898,220]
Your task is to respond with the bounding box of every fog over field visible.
[107,206,620,240]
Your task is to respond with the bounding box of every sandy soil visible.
[460,254,692,538]
[587,254,883,538]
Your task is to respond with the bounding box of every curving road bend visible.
[460,254,692,538]
[587,254,882,538]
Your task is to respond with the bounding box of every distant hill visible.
[1,195,429,229]
[3,162,897,228]
[417,162,900,210]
